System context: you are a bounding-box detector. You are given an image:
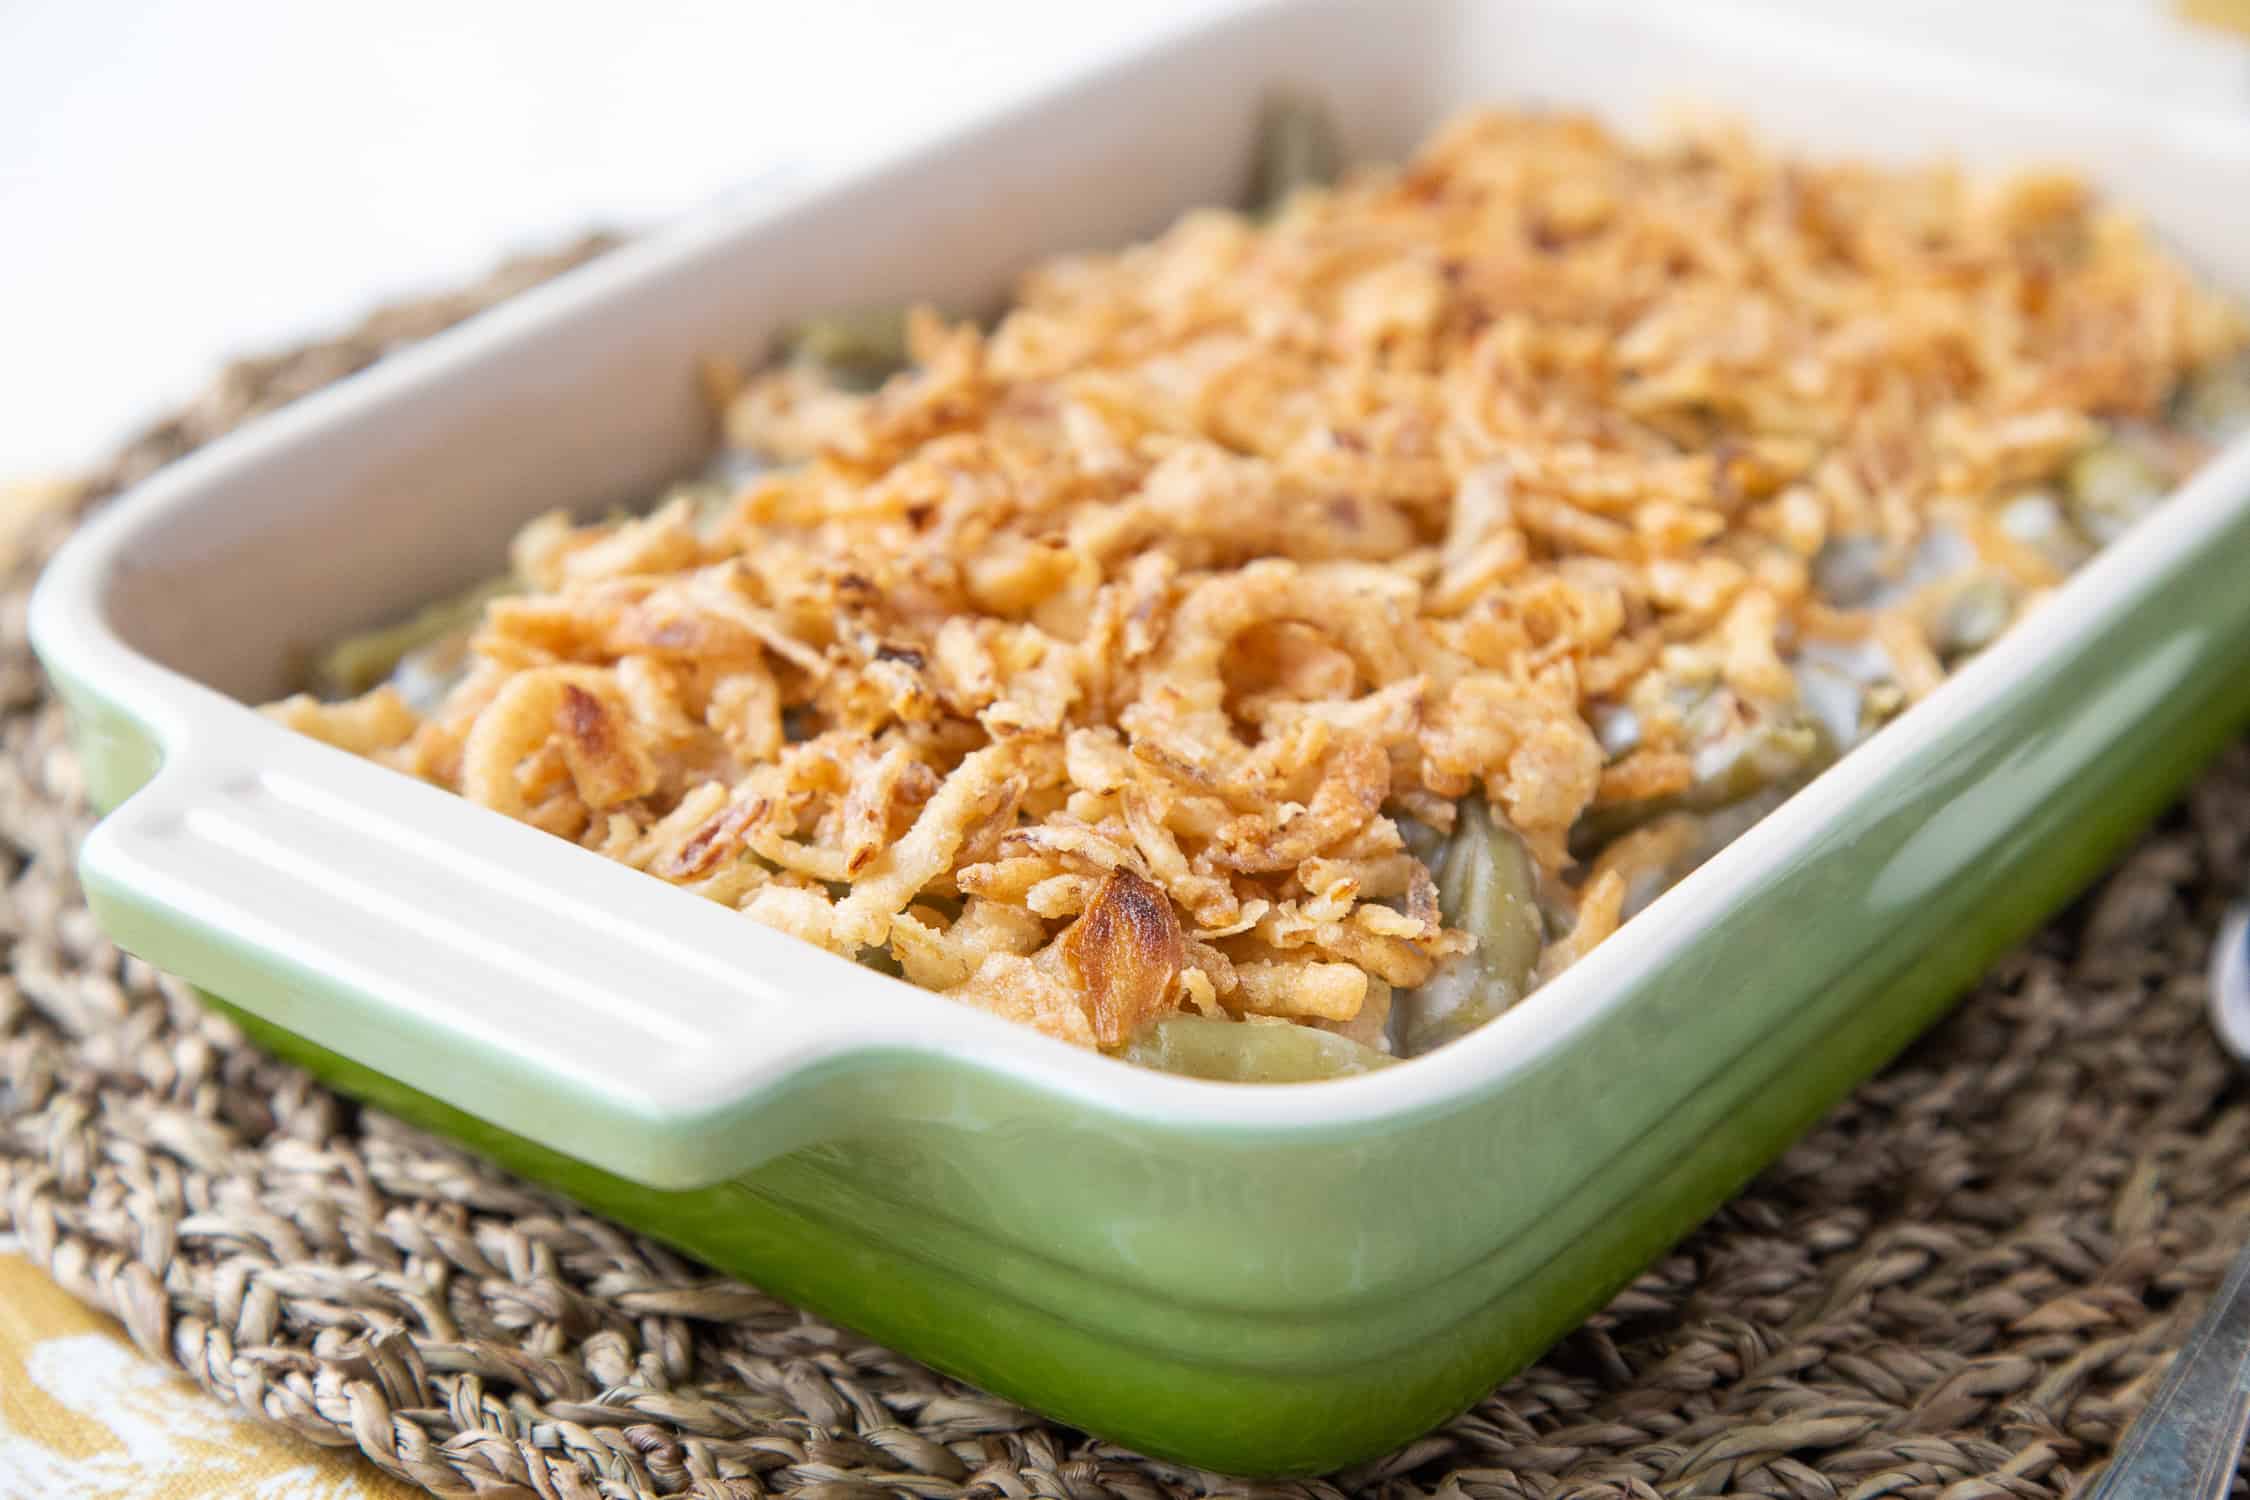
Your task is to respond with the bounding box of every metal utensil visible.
[2083,905,2250,1498]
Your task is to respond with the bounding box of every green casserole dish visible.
[29,0,2250,1473]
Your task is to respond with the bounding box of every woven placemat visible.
[5,239,2249,1500]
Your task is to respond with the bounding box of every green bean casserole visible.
[270,104,2250,1079]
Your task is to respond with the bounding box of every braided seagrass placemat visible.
[5,239,2250,1500]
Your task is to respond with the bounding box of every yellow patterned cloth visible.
[0,1252,417,1499]
[2179,0,2250,38]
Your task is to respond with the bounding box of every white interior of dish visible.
[35,0,2250,1165]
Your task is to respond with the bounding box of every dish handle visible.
[73,730,907,1189]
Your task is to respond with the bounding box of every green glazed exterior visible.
[31,0,2250,1468]
[51,480,2250,1473]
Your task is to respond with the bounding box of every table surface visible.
[0,1236,418,1498]
[1,3,2248,1494]
[2,0,2246,480]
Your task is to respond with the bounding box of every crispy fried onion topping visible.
[270,109,2244,1052]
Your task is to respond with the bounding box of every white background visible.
[2,0,2246,478]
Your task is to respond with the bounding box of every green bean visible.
[1814,525,1985,613]
[1668,780,1798,884]
[2065,438,2167,544]
[312,575,515,702]
[1794,652,1865,754]
[1810,534,1889,608]
[1390,811,1446,867]
[1399,796,1544,1055]
[1121,1013,1395,1082]
[777,307,912,392]
[1932,573,2015,661]
[667,478,738,525]
[1245,93,1342,219]
[1594,774,1818,928]
[1570,703,1832,859]
[1793,646,1906,753]
[1679,707,1829,809]
[853,945,905,980]
[1437,798,1544,976]
[1997,490,2094,572]
[2175,355,2250,444]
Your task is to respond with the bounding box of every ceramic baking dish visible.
[29,0,2250,1474]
